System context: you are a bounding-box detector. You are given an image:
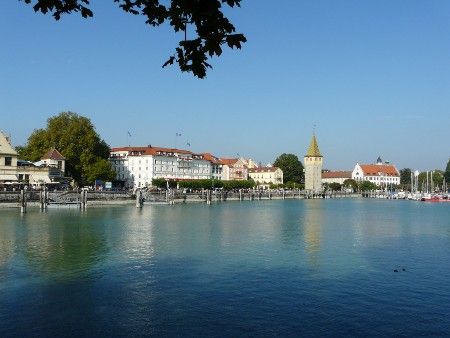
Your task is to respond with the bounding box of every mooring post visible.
[239,189,242,201]
[44,187,48,209]
[39,189,44,210]
[80,190,84,209]
[136,189,143,208]
[20,189,27,213]
[206,189,211,205]
[84,190,88,208]
[282,189,286,200]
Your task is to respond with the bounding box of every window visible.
[57,161,62,169]
[5,157,12,166]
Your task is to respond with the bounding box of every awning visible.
[0,175,18,182]
[30,176,52,184]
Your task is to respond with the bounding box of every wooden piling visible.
[20,189,27,213]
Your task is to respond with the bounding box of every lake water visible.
[1,199,449,337]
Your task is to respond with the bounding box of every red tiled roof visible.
[359,164,399,176]
[220,158,239,165]
[41,149,65,160]
[201,153,221,164]
[249,167,280,173]
[322,171,352,179]
[110,146,224,164]
[111,146,192,156]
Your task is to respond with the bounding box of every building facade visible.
[109,146,224,189]
[304,134,323,192]
[248,167,283,188]
[0,132,66,187]
[0,131,18,184]
[220,158,248,181]
[352,157,400,187]
[321,171,352,185]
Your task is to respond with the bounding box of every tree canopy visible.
[417,170,444,191]
[359,181,377,191]
[21,0,246,79]
[445,158,450,185]
[273,154,304,184]
[343,179,358,192]
[399,168,411,185]
[18,112,116,185]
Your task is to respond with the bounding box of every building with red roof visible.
[248,166,283,188]
[352,157,400,187]
[109,145,224,188]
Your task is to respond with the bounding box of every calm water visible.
[1,199,449,337]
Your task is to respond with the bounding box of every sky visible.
[1,1,449,171]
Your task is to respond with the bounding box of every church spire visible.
[306,134,322,157]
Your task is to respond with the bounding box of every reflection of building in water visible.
[302,202,323,266]
[0,238,13,268]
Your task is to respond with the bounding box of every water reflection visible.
[0,232,13,268]
[302,201,323,266]
[22,214,108,281]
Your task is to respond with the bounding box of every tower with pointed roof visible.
[304,134,323,192]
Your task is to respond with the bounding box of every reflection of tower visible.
[302,202,323,267]
[304,134,323,192]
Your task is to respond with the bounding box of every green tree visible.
[417,170,444,191]
[445,158,450,186]
[400,168,411,185]
[19,112,114,185]
[21,0,246,79]
[343,179,358,192]
[84,158,116,184]
[273,154,304,184]
[152,178,177,189]
[328,182,341,191]
[359,181,377,191]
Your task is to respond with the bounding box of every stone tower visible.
[304,134,323,192]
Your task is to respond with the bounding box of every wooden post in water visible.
[282,189,286,200]
[268,189,272,200]
[39,189,44,210]
[20,189,27,213]
[136,189,143,208]
[206,189,211,205]
[80,189,88,209]
[171,190,175,205]
[44,186,48,210]
[239,189,243,201]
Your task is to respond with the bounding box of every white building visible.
[0,131,18,184]
[0,132,66,187]
[248,167,283,188]
[304,134,323,192]
[352,157,400,187]
[322,171,352,185]
[109,146,223,189]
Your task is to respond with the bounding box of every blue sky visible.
[1,1,449,171]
